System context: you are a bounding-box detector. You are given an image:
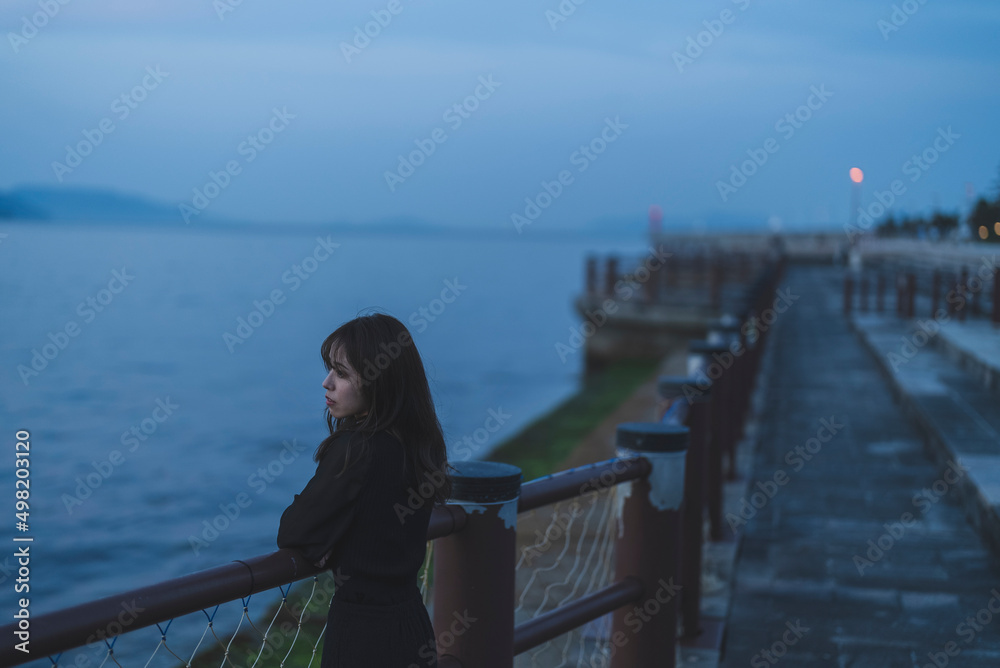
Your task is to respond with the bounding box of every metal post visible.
[612,423,688,668]
[658,377,711,639]
[707,316,746,451]
[688,340,733,539]
[860,276,869,313]
[433,461,521,668]
[876,273,885,313]
[906,273,916,318]
[605,257,619,299]
[586,256,597,297]
[932,270,940,317]
[645,261,659,304]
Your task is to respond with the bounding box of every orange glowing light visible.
[849,168,864,184]
[995,222,1000,235]
[979,226,989,240]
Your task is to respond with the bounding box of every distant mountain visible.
[567,211,772,236]
[0,185,197,224]
[0,184,773,236]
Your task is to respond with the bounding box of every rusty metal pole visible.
[433,461,521,668]
[586,256,597,297]
[707,316,746,449]
[612,423,688,668]
[932,269,941,318]
[606,257,619,299]
[645,262,659,304]
[906,272,916,318]
[658,377,712,639]
[688,340,731,540]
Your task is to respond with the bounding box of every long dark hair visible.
[314,311,453,504]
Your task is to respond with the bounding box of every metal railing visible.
[2,254,785,668]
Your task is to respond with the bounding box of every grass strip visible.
[484,357,662,482]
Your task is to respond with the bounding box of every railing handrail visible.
[518,455,649,514]
[1,456,649,666]
[512,576,644,655]
[0,503,468,667]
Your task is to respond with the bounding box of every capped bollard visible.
[433,461,521,668]
[658,378,712,638]
[612,423,688,668]
[690,339,740,484]
[707,314,750,442]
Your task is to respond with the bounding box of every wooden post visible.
[658,377,711,639]
[612,423,688,668]
[433,461,521,668]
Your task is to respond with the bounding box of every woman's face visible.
[322,347,370,420]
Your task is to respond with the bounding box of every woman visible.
[277,312,453,667]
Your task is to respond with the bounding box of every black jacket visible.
[276,429,433,600]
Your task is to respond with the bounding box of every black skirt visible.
[322,585,437,668]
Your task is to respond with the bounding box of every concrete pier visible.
[720,264,1000,666]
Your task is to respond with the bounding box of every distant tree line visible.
[873,164,1000,243]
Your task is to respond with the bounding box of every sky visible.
[2,0,999,231]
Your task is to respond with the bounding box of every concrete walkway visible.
[720,265,1000,667]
